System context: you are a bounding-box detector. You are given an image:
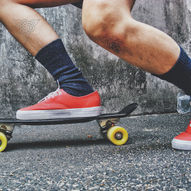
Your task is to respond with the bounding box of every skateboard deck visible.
[0,103,138,152]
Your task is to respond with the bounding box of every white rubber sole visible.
[16,106,102,120]
[172,139,191,150]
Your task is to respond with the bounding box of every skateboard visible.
[0,103,138,152]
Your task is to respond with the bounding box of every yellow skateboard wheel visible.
[107,126,128,146]
[0,132,8,152]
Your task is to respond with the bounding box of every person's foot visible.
[172,121,191,150]
[16,89,101,120]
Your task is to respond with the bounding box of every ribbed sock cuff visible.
[35,39,66,72]
[153,46,191,95]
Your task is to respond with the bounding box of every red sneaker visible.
[172,121,191,150]
[16,89,101,120]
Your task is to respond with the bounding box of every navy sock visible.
[35,39,94,96]
[154,47,191,95]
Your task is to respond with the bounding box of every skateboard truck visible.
[98,118,120,137]
[0,124,14,141]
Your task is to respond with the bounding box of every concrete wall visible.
[0,0,190,117]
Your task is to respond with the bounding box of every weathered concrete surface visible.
[0,0,190,117]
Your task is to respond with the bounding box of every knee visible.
[82,0,136,45]
[82,1,120,39]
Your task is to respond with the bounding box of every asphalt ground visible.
[0,113,191,190]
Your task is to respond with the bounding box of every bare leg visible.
[0,0,81,56]
[0,0,100,120]
[82,0,180,75]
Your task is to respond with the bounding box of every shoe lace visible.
[38,88,62,103]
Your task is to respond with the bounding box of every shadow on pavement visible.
[6,139,108,151]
